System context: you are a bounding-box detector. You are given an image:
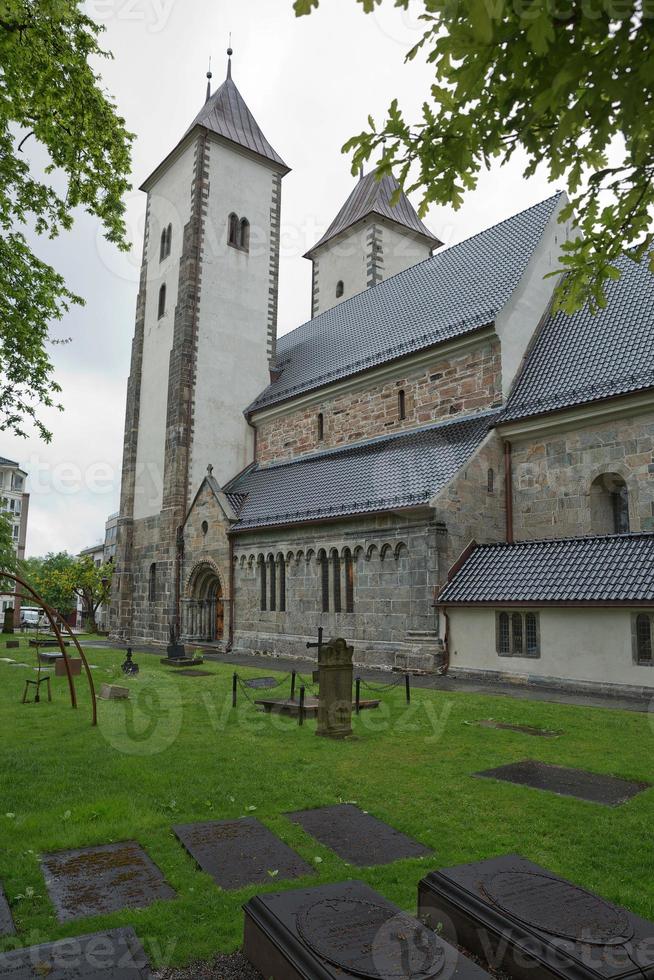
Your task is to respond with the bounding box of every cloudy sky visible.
[8,0,558,558]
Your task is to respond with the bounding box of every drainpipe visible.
[175,524,184,638]
[504,440,514,544]
[440,606,450,676]
[227,533,235,652]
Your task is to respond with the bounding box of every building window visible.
[487,468,495,494]
[497,611,540,658]
[268,556,277,612]
[240,218,250,252]
[317,412,324,442]
[259,558,267,611]
[148,563,156,602]
[159,228,166,262]
[11,474,23,491]
[201,520,208,535]
[320,553,329,612]
[345,550,354,613]
[336,280,344,298]
[279,556,286,613]
[165,223,172,257]
[398,389,406,420]
[228,212,240,247]
[12,525,19,541]
[332,552,342,614]
[634,614,653,664]
[590,473,630,534]
[157,283,166,319]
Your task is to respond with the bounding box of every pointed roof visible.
[305,169,441,258]
[184,70,289,173]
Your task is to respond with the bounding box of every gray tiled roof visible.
[185,74,288,172]
[305,169,440,257]
[226,409,500,531]
[503,252,654,422]
[0,457,18,467]
[438,534,654,604]
[249,193,564,414]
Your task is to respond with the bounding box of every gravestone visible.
[42,841,175,922]
[0,881,15,936]
[5,640,19,649]
[0,927,151,978]
[475,760,649,806]
[244,879,491,980]
[166,620,186,662]
[288,804,431,867]
[173,817,313,890]
[99,684,130,700]
[244,676,279,690]
[55,658,82,677]
[121,648,140,676]
[316,637,354,739]
[418,854,654,980]
[2,607,14,634]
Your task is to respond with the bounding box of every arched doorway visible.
[182,563,225,644]
[590,473,630,534]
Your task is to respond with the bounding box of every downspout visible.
[504,440,514,544]
[227,533,235,652]
[175,524,184,638]
[440,606,450,675]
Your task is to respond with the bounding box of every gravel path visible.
[154,952,262,979]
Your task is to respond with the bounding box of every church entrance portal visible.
[182,564,225,644]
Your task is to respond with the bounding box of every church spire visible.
[205,57,212,103]
[227,39,233,80]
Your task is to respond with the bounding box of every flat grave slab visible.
[418,854,654,980]
[255,697,380,717]
[243,676,281,690]
[41,841,176,922]
[0,926,151,978]
[244,878,491,980]
[0,881,15,935]
[475,759,649,806]
[173,817,314,891]
[5,640,19,649]
[475,720,562,738]
[287,804,431,867]
[159,657,204,668]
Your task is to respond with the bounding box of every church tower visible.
[111,52,289,642]
[305,169,440,317]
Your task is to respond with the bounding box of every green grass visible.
[0,638,653,968]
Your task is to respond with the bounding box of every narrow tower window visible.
[332,552,342,614]
[269,555,276,611]
[240,218,250,252]
[279,556,286,613]
[398,389,406,420]
[157,283,166,319]
[228,212,239,247]
[259,558,267,611]
[159,228,167,262]
[336,280,344,298]
[345,550,354,613]
[487,468,495,493]
[317,412,324,442]
[320,553,329,612]
[148,563,157,602]
[165,223,172,257]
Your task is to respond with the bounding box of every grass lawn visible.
[0,638,653,969]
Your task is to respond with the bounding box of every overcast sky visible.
[8,0,558,558]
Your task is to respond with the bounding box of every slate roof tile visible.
[438,533,654,604]
[249,193,564,414]
[503,251,654,422]
[226,409,500,530]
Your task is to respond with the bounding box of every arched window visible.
[319,551,329,612]
[344,549,354,613]
[278,556,286,613]
[487,468,495,494]
[317,412,324,442]
[159,228,167,262]
[511,613,523,655]
[157,283,166,319]
[336,280,344,299]
[240,218,250,252]
[498,612,510,654]
[636,614,652,664]
[165,223,172,257]
[398,389,406,421]
[259,557,267,611]
[228,212,239,247]
[269,555,276,611]
[148,563,156,602]
[590,473,630,534]
[332,552,342,614]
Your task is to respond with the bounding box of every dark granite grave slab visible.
[41,841,176,922]
[0,881,15,936]
[244,676,280,689]
[244,879,491,980]
[475,760,649,806]
[0,926,151,978]
[418,854,654,980]
[173,818,313,891]
[255,697,380,717]
[287,804,431,867]
[5,640,19,649]
[476,720,562,737]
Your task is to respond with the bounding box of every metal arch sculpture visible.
[1,572,97,726]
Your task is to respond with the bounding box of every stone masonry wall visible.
[511,410,654,539]
[231,509,445,667]
[255,337,501,464]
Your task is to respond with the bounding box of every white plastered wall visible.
[447,606,653,690]
[133,140,195,520]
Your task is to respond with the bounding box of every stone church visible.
[110,57,654,694]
